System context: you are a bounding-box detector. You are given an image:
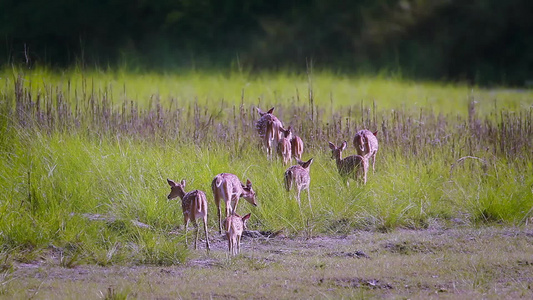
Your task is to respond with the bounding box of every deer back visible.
[291,135,304,159]
[278,137,292,163]
[213,173,242,197]
[256,111,283,142]
[337,155,366,177]
[225,215,244,236]
[285,158,313,190]
[182,190,208,221]
[212,173,257,206]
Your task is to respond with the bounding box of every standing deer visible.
[212,173,257,234]
[167,179,210,252]
[353,130,378,173]
[224,213,251,256]
[255,107,284,160]
[290,128,304,161]
[284,158,314,209]
[278,127,292,165]
[328,141,368,185]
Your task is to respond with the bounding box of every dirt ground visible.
[3,226,533,299]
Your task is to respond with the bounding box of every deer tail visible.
[213,175,223,188]
[265,120,274,142]
[284,170,293,192]
[212,175,224,203]
[197,192,206,214]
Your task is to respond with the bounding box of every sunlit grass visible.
[0,67,532,265]
[2,67,531,115]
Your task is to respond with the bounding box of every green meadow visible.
[0,68,532,269]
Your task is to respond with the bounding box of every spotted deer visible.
[167,179,210,252]
[284,158,314,209]
[211,173,257,234]
[224,213,251,256]
[328,141,368,185]
[353,130,378,173]
[255,107,284,160]
[278,127,292,165]
[290,130,304,161]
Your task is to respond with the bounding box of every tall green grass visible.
[0,69,532,264]
[2,67,531,114]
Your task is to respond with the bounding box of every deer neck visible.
[176,188,187,200]
[335,153,344,169]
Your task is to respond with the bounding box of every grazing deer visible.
[278,127,292,165]
[167,179,210,252]
[284,158,314,209]
[224,213,251,256]
[255,107,284,160]
[212,173,257,234]
[328,141,368,185]
[353,130,378,173]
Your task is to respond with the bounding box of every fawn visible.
[278,127,292,165]
[224,213,251,256]
[328,141,368,185]
[353,130,378,173]
[284,158,314,209]
[167,179,210,252]
[211,173,257,234]
[290,131,304,161]
[255,107,284,160]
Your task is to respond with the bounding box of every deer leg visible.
[226,232,232,256]
[184,217,189,247]
[307,188,312,212]
[237,234,241,255]
[203,216,210,252]
[363,160,369,184]
[193,220,199,250]
[372,152,376,174]
[226,197,233,218]
[232,194,240,215]
[215,196,222,234]
[296,189,301,207]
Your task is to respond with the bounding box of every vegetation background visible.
[0,1,532,298]
[1,0,532,85]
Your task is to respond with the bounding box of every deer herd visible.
[167,106,379,256]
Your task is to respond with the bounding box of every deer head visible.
[167,179,186,200]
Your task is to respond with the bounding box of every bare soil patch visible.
[3,226,533,299]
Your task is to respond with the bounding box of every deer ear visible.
[373,130,378,136]
[267,107,275,114]
[180,179,186,187]
[303,158,314,168]
[246,179,252,188]
[328,142,335,150]
[256,107,264,116]
[167,179,177,187]
[242,213,251,222]
[341,141,347,150]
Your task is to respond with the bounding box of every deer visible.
[328,141,368,185]
[290,128,304,161]
[278,127,292,165]
[255,107,284,160]
[211,173,257,234]
[353,130,378,173]
[224,213,251,256]
[167,179,210,252]
[284,158,314,209]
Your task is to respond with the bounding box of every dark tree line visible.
[1,0,532,85]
